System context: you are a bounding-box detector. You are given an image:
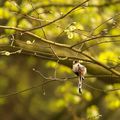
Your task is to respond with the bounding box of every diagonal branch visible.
[0,68,120,98]
[0,25,120,76]
[25,0,90,32]
[71,35,120,48]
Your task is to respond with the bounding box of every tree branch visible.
[0,25,120,76]
[25,0,90,32]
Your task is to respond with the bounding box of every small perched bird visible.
[72,61,87,94]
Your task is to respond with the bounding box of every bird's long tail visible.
[78,76,84,94]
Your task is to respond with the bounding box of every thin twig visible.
[81,40,120,51]
[49,44,60,60]
[25,0,90,32]
[0,69,120,98]
[0,79,62,98]
[28,0,47,39]
[71,34,120,48]
[83,82,120,93]
[90,12,120,35]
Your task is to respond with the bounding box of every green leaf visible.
[5,17,17,34]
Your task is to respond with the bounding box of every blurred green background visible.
[0,0,120,120]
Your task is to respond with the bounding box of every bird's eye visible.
[73,60,78,65]
[74,61,78,63]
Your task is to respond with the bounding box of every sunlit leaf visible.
[98,51,118,64]
[105,94,120,110]
[83,90,93,101]
[18,19,32,29]
[5,17,17,34]
[0,8,11,19]
[86,105,100,120]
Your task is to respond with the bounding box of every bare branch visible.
[0,25,120,76]
[0,79,63,98]
[25,0,90,32]
[90,12,120,35]
[0,69,120,98]
[71,35,120,48]
[83,82,120,93]
[81,40,120,52]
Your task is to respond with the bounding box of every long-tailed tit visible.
[72,61,87,94]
